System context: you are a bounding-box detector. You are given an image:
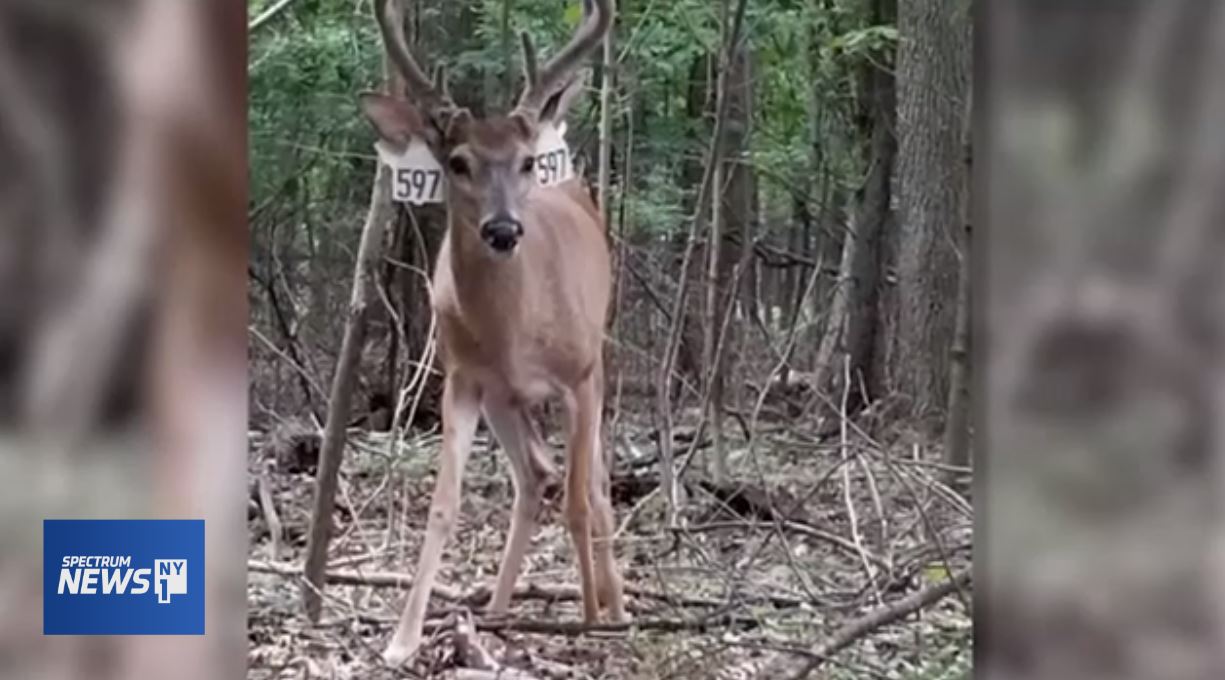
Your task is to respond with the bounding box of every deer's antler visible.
[514,0,613,119]
[373,0,454,120]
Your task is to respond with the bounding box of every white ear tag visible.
[533,123,573,187]
[376,138,445,205]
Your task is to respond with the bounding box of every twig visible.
[858,453,887,559]
[839,356,881,605]
[684,521,889,572]
[879,449,969,610]
[249,0,299,32]
[385,252,438,446]
[254,473,283,561]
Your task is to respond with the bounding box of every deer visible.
[358,0,625,665]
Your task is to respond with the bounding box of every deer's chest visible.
[435,300,593,401]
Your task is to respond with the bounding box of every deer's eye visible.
[448,156,471,177]
[520,156,535,174]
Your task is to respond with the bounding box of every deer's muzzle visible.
[480,217,524,253]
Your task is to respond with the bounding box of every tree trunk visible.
[810,0,896,410]
[892,0,970,425]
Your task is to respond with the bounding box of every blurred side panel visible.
[0,1,246,679]
[983,1,1225,679]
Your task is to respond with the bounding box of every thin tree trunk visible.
[672,53,714,400]
[656,0,749,524]
[704,32,752,482]
[501,0,514,103]
[301,0,408,618]
[943,92,972,477]
[302,162,395,623]
[703,0,729,481]
[596,16,615,220]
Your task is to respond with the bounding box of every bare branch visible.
[249,0,299,33]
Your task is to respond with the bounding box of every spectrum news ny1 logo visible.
[43,519,205,635]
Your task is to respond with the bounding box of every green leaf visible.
[923,564,952,583]
[564,3,583,28]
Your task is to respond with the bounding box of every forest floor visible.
[246,412,972,679]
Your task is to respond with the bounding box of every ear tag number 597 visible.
[534,123,573,188]
[377,138,445,206]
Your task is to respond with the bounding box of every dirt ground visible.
[246,416,971,679]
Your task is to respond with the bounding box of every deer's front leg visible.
[563,373,602,623]
[383,372,480,667]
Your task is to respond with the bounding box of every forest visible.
[246,0,972,677]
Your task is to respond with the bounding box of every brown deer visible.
[358,0,625,665]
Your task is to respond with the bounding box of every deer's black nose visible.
[479,218,523,253]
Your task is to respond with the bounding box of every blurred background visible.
[984,1,1225,679]
[0,1,246,679]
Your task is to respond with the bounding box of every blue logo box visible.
[43,519,205,635]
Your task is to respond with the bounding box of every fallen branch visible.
[470,613,759,636]
[249,559,766,611]
[322,608,763,638]
[406,612,762,637]
[779,570,972,680]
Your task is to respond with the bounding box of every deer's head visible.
[360,0,612,255]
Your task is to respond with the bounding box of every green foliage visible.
[249,0,895,248]
[250,0,383,231]
[828,24,898,58]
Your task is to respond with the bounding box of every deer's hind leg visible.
[562,369,632,622]
[483,398,550,615]
[586,373,626,620]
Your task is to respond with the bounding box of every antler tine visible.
[373,0,451,114]
[520,32,540,91]
[515,0,614,116]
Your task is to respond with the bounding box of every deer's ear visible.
[539,74,587,127]
[358,92,425,147]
